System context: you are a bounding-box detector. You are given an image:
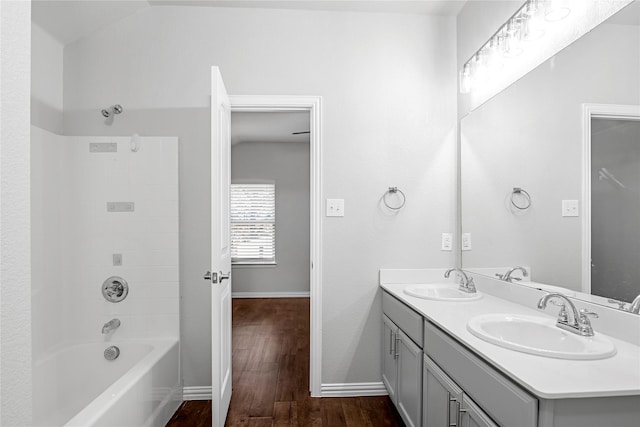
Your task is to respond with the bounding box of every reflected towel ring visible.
[384,187,406,210]
[511,187,531,210]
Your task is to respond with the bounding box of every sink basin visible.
[404,283,482,302]
[467,314,616,360]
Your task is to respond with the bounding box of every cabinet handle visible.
[458,403,467,427]
[448,396,458,427]
[389,329,394,355]
[394,336,401,359]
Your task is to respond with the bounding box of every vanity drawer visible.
[382,291,423,347]
[424,320,537,427]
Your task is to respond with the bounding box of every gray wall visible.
[62,6,458,389]
[231,141,310,295]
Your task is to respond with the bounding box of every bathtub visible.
[33,339,181,427]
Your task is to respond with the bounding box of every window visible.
[230,183,276,264]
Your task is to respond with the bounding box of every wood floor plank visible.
[166,298,405,427]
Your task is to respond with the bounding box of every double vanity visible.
[380,269,640,427]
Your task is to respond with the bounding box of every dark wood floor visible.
[166,298,404,427]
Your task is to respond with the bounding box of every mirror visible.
[461,2,640,311]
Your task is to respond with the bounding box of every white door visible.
[208,66,232,427]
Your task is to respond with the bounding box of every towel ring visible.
[511,187,531,210]
[384,187,406,210]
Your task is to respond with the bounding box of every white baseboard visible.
[321,382,388,397]
[183,386,212,400]
[184,382,387,400]
[232,291,310,298]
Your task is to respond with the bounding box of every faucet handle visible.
[578,309,598,336]
[550,301,569,323]
[579,309,599,320]
[494,273,504,280]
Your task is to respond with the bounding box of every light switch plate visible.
[441,233,453,251]
[326,199,345,217]
[562,200,579,217]
[462,233,472,251]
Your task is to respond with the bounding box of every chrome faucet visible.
[102,318,121,334]
[444,268,476,294]
[607,294,640,314]
[495,266,528,282]
[537,293,598,337]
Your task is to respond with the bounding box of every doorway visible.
[582,104,640,303]
[230,96,322,398]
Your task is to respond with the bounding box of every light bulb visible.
[522,1,546,41]
[504,18,524,58]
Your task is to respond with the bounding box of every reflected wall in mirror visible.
[461,2,640,310]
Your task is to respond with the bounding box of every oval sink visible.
[404,283,482,302]
[467,314,616,360]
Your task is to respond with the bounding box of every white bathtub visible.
[33,339,181,427]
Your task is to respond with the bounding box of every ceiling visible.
[231,111,310,145]
[32,0,467,45]
[32,1,150,45]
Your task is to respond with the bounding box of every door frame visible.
[581,103,640,294]
[229,95,323,397]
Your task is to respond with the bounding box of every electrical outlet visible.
[461,233,472,251]
[562,200,579,217]
[326,199,345,217]
[441,233,453,251]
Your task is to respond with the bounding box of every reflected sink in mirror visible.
[467,314,616,360]
[404,283,482,302]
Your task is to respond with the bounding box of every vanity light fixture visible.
[459,0,571,94]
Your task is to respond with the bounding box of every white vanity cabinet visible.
[382,292,423,427]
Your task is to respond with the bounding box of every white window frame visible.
[230,182,276,265]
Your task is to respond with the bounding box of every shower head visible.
[101,104,123,118]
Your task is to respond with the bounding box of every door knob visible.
[219,271,230,282]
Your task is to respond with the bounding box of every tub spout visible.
[102,318,121,334]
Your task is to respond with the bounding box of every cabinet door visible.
[460,395,498,427]
[397,329,422,427]
[382,315,399,403]
[423,355,463,427]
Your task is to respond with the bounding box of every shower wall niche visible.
[31,126,179,361]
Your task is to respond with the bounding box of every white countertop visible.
[380,281,640,400]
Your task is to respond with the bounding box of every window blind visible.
[230,183,275,263]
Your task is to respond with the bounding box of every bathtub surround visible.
[30,128,180,425]
[62,6,458,393]
[231,140,310,297]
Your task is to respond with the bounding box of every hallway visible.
[166,298,404,426]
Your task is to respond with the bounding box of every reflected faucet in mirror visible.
[610,295,640,314]
[444,268,477,294]
[496,266,529,282]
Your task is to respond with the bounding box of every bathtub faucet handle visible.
[102,318,121,334]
